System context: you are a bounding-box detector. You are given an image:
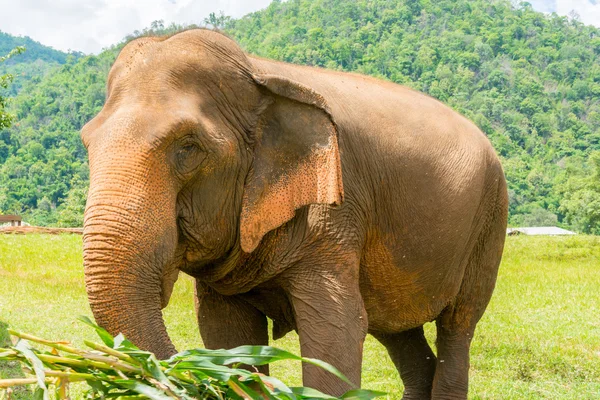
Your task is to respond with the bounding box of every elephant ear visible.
[239,74,344,253]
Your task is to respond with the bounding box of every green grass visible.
[1,234,599,399]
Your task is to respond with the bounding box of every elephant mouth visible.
[180,248,242,283]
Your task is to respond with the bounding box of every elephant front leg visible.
[287,261,368,396]
[194,280,269,374]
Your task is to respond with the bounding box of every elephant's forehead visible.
[83,95,208,146]
[110,34,239,91]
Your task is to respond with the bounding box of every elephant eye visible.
[180,143,197,155]
[175,141,203,175]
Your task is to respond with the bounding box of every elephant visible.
[81,29,508,399]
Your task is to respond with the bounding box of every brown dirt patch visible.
[0,226,83,235]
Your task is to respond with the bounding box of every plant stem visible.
[43,371,95,381]
[0,378,42,388]
[83,341,136,363]
[37,354,108,370]
[7,330,83,355]
[82,353,140,373]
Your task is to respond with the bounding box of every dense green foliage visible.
[0,47,25,130]
[0,32,81,96]
[1,0,600,232]
[0,51,114,226]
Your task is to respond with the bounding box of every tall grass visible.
[1,235,599,399]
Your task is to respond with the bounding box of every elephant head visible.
[81,29,343,358]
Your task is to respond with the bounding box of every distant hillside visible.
[1,0,600,233]
[0,31,77,65]
[0,31,83,96]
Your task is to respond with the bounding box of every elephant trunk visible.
[83,151,178,360]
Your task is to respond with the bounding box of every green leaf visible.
[85,378,109,397]
[113,334,136,350]
[296,356,354,387]
[32,387,46,400]
[112,379,174,400]
[2,321,384,399]
[170,359,243,381]
[140,353,188,399]
[227,376,268,400]
[171,346,353,385]
[78,316,114,347]
[15,340,49,400]
[290,387,336,399]
[247,374,296,398]
[0,350,16,358]
[341,389,387,399]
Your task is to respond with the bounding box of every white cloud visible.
[556,0,600,27]
[524,0,600,28]
[527,0,557,13]
[0,0,598,55]
[0,0,272,54]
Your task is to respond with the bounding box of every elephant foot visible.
[402,389,433,400]
[374,327,436,400]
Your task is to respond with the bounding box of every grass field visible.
[1,234,599,399]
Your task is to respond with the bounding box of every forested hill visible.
[0,31,76,65]
[2,0,600,233]
[0,31,82,96]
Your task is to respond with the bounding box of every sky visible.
[0,0,273,54]
[529,0,600,24]
[0,0,599,55]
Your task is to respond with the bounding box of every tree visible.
[204,11,232,30]
[559,152,600,234]
[56,177,88,227]
[4,0,600,230]
[514,208,558,227]
[0,46,25,129]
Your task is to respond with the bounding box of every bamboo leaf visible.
[295,357,353,386]
[32,387,45,400]
[340,389,388,399]
[77,316,114,348]
[247,375,295,398]
[113,334,135,350]
[0,323,386,399]
[227,376,267,400]
[289,387,336,399]
[112,380,176,400]
[172,346,353,386]
[15,340,49,400]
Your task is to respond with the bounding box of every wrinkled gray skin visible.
[82,29,508,399]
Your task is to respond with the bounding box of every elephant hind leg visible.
[432,180,507,400]
[374,326,436,400]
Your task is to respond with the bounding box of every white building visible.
[507,227,577,236]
